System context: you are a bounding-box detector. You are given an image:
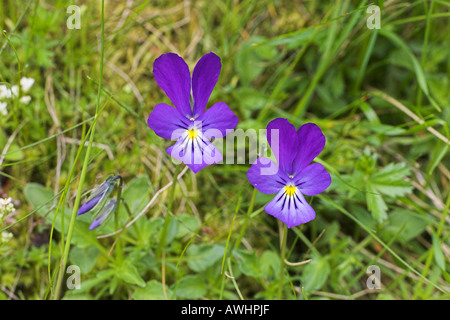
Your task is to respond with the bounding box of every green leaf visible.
[162,218,178,245]
[116,262,145,287]
[175,275,206,299]
[186,244,225,272]
[432,233,446,270]
[4,143,24,161]
[427,141,448,175]
[381,209,428,243]
[65,269,114,296]
[301,255,330,293]
[354,154,413,223]
[24,183,54,216]
[235,36,279,85]
[366,184,388,223]
[370,163,412,197]
[175,214,200,239]
[260,250,280,279]
[234,250,262,278]
[69,246,99,274]
[120,175,151,218]
[132,280,171,300]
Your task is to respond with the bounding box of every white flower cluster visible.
[0,77,35,116]
[0,231,13,244]
[0,198,14,244]
[0,197,15,220]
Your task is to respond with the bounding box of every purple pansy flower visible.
[247,118,331,228]
[147,52,239,173]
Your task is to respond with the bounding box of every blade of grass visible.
[53,0,106,300]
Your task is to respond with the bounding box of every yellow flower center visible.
[285,185,296,197]
[187,128,199,140]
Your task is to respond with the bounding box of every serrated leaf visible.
[370,163,412,197]
[366,184,388,222]
[116,262,145,287]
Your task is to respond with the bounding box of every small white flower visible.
[0,102,7,116]
[20,96,31,104]
[11,85,18,97]
[20,77,35,92]
[0,197,12,206]
[0,84,12,99]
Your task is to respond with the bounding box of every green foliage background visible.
[0,0,449,300]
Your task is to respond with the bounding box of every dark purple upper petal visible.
[197,101,238,139]
[294,163,331,196]
[266,118,299,176]
[247,157,288,194]
[147,103,191,139]
[291,123,325,174]
[153,53,192,117]
[192,52,221,118]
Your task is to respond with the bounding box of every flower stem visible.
[278,223,288,300]
[233,188,257,250]
[114,177,124,264]
[53,0,105,299]
[157,165,181,256]
[158,165,182,301]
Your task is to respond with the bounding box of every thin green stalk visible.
[114,177,124,264]
[417,192,450,297]
[221,194,242,274]
[157,165,182,256]
[278,224,288,300]
[416,0,434,110]
[53,0,105,299]
[227,259,244,300]
[353,29,378,92]
[0,0,32,56]
[233,188,257,250]
[121,198,141,240]
[45,97,111,299]
[158,166,182,301]
[219,271,226,300]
